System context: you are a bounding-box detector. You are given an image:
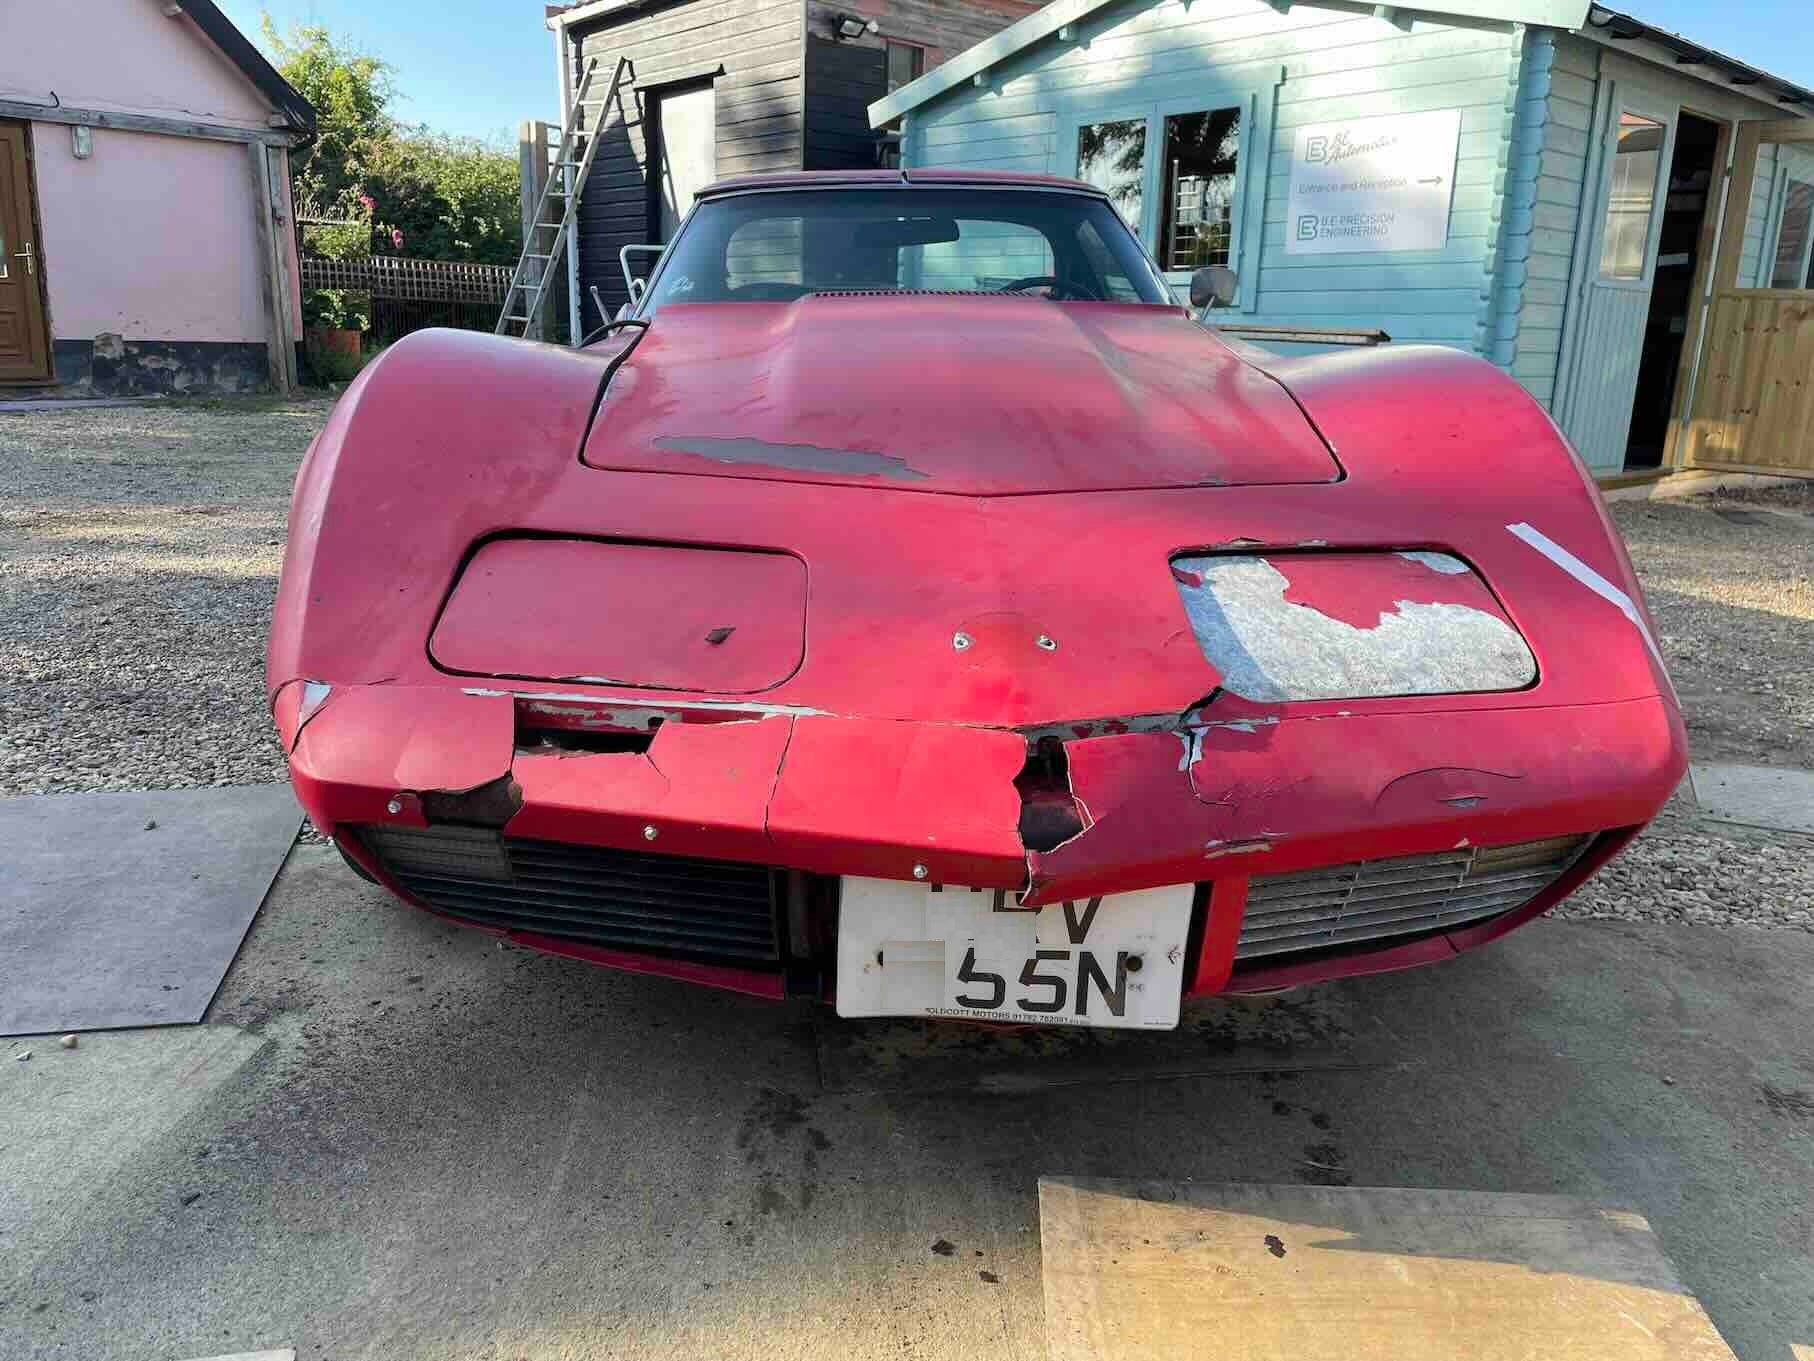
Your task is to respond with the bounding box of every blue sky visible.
[216,2,562,145]
[219,1,1812,144]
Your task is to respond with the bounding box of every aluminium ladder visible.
[496,56,635,339]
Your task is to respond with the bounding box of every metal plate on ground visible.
[814,988,1383,1096]
[1038,1179,1738,1361]
[1689,762,1814,836]
[0,785,300,1035]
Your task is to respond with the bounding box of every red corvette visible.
[269,170,1685,1030]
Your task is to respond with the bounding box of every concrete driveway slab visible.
[0,784,300,1034]
[1,845,1810,1361]
[815,988,1389,1096]
[1,1024,266,1269]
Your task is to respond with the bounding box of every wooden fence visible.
[299,256,513,342]
[299,255,512,304]
[1678,117,1814,478]
[1683,290,1814,474]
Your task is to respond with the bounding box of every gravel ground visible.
[0,396,332,795]
[1610,481,1814,769]
[1,397,1810,930]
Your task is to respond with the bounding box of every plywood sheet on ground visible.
[1038,1179,1737,1361]
[0,785,299,1034]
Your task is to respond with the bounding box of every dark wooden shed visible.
[546,0,1040,318]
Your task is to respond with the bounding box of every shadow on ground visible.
[2,845,1810,1361]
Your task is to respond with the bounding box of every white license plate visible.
[835,879,1194,1029]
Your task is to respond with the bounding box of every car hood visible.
[579,298,1338,494]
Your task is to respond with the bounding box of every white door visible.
[1560,92,1678,473]
[655,83,715,242]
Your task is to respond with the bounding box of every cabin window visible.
[1158,107,1241,271]
[886,42,925,93]
[1599,113,1666,280]
[1077,119,1147,234]
[1770,179,1814,288]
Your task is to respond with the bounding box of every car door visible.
[0,120,52,384]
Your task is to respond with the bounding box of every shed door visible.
[653,83,716,243]
[0,120,52,384]
[1559,96,1677,473]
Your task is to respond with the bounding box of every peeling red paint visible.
[1272,552,1495,630]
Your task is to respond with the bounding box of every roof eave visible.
[869,0,1599,128]
[1581,7,1814,112]
[547,0,655,31]
[181,0,317,134]
[869,0,1105,128]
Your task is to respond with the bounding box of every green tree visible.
[262,18,391,211]
[263,17,521,265]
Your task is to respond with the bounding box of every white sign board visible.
[1285,110,1462,255]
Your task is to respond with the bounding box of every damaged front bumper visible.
[274,678,1685,1003]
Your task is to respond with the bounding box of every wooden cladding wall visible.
[804,0,1040,70]
[906,0,1527,348]
[1684,289,1814,473]
[804,37,886,170]
[572,0,806,312]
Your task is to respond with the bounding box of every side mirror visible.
[1189,265,1238,310]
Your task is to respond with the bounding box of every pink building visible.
[0,0,314,396]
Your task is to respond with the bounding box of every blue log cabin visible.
[870,0,1814,480]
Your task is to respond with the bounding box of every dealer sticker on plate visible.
[835,878,1194,1029]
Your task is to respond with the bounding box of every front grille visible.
[354,825,780,964]
[1236,834,1593,962]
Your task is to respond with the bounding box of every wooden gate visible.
[1680,118,1814,475]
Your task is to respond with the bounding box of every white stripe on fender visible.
[1506,521,1674,695]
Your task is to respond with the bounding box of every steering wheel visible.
[995,276,1095,300]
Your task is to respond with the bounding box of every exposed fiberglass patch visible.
[1172,552,1536,703]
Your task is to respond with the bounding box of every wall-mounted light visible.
[71,124,93,159]
[833,13,879,39]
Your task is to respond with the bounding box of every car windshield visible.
[638,186,1175,313]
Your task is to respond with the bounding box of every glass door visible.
[1560,97,1677,473]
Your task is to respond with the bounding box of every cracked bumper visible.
[278,682,1685,998]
